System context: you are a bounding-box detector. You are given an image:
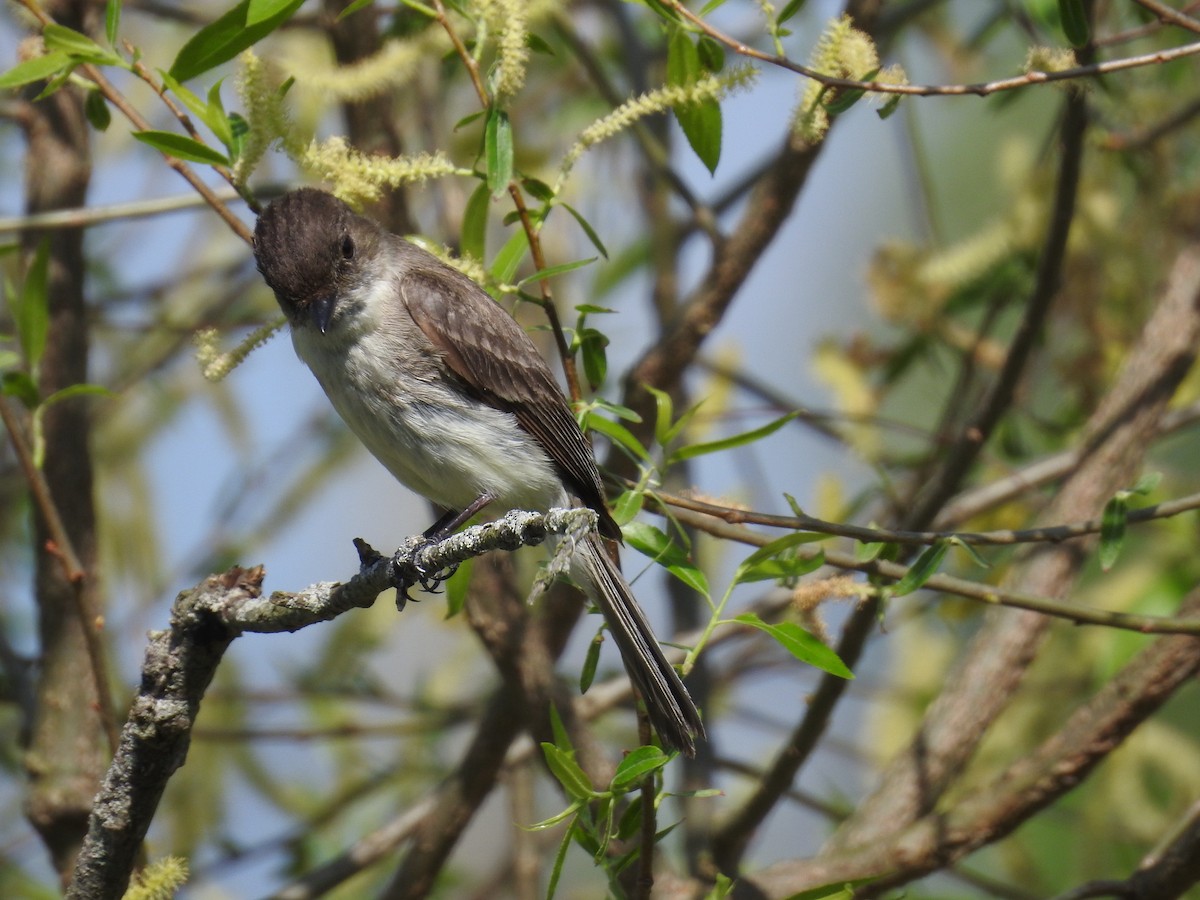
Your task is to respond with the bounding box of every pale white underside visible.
[291,267,565,515]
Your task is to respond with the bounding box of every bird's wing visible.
[399,266,621,541]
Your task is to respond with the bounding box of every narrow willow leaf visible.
[1058,0,1090,48]
[170,0,305,82]
[545,820,575,899]
[670,411,798,463]
[443,557,473,617]
[41,383,113,407]
[776,0,808,26]
[877,95,902,120]
[623,522,709,596]
[736,552,824,584]
[524,799,584,832]
[105,0,121,45]
[2,371,39,409]
[43,24,121,65]
[1130,471,1162,496]
[580,630,602,692]
[541,743,594,800]
[247,0,299,26]
[338,0,377,20]
[84,90,111,131]
[891,539,949,597]
[579,327,608,390]
[561,202,608,258]
[611,489,644,526]
[733,531,826,585]
[484,107,513,198]
[0,52,73,89]
[16,239,50,370]
[644,384,674,448]
[461,182,490,262]
[611,746,669,789]
[1099,494,1127,572]
[733,613,853,678]
[522,177,555,202]
[132,130,230,166]
[948,536,990,570]
[489,227,529,283]
[516,257,597,289]
[581,413,651,463]
[667,27,721,173]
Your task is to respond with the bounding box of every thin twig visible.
[667,0,1200,97]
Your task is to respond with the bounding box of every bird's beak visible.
[311,295,335,334]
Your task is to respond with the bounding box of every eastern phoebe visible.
[254,188,703,755]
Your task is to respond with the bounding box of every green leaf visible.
[105,0,121,45]
[337,0,377,20]
[667,27,722,173]
[545,819,576,899]
[548,702,572,752]
[669,411,798,464]
[776,0,808,26]
[169,0,306,82]
[43,24,121,65]
[132,130,230,166]
[623,521,709,596]
[204,78,234,149]
[890,539,949,597]
[461,181,490,262]
[0,52,73,89]
[524,798,584,831]
[522,177,556,202]
[1,371,39,409]
[1099,494,1127,572]
[443,557,474,617]
[877,94,902,120]
[84,89,111,131]
[578,327,608,390]
[1130,471,1162,496]
[247,0,299,26]
[561,202,608,258]
[645,384,674,447]
[733,613,853,679]
[697,36,725,72]
[1058,0,1090,48]
[489,226,529,283]
[580,629,602,692]
[41,383,112,408]
[484,106,513,198]
[734,532,826,579]
[611,746,669,788]
[579,410,651,463]
[611,489,644,526]
[516,257,597,289]
[15,239,50,370]
[541,743,595,801]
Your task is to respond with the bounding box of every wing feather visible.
[399,265,620,541]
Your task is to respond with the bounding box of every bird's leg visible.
[397,491,499,601]
[423,491,497,540]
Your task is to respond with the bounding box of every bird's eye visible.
[341,234,355,260]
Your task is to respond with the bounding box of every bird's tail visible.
[574,534,704,756]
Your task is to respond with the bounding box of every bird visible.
[253,188,704,755]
